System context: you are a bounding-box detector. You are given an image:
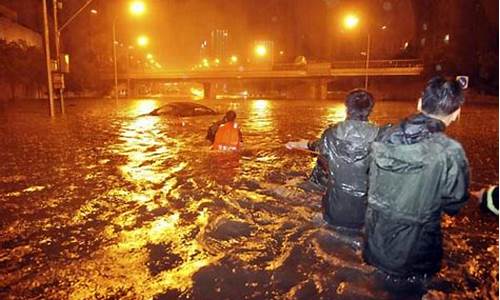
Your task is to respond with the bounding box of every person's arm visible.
[442,147,470,215]
[285,139,310,150]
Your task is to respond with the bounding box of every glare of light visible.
[444,34,450,43]
[90,9,98,14]
[190,87,204,99]
[255,44,267,57]
[254,99,268,110]
[155,62,162,68]
[202,58,209,67]
[325,103,347,122]
[343,14,359,29]
[250,99,272,132]
[137,35,149,47]
[381,25,387,30]
[134,99,157,115]
[403,41,409,49]
[146,53,153,60]
[279,50,284,55]
[129,1,146,16]
[214,58,220,64]
[230,55,238,63]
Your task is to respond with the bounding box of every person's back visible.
[212,110,242,151]
[363,76,469,293]
[318,90,379,229]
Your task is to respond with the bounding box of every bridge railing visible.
[99,59,424,77]
[330,59,423,69]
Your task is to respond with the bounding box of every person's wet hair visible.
[225,110,237,122]
[345,89,374,121]
[421,76,464,116]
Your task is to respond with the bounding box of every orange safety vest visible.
[212,121,242,151]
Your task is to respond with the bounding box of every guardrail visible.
[330,59,423,68]
[99,59,424,79]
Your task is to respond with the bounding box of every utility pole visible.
[52,0,65,114]
[113,17,119,102]
[42,0,55,117]
[364,33,371,90]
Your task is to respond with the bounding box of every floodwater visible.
[0,98,498,300]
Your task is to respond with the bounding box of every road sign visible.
[53,73,65,89]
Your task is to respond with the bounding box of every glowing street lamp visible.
[255,44,267,57]
[146,53,153,60]
[137,35,149,47]
[129,1,146,16]
[230,55,238,64]
[342,13,370,90]
[113,1,147,101]
[202,58,209,67]
[343,14,359,29]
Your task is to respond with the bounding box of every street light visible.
[342,13,370,90]
[129,1,146,15]
[230,55,238,64]
[137,35,149,47]
[113,1,146,101]
[343,14,359,29]
[255,44,267,57]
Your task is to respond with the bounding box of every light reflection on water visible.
[324,102,347,123]
[0,98,497,299]
[247,99,273,132]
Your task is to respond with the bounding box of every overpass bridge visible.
[103,59,423,99]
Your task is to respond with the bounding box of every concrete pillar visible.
[129,80,138,98]
[203,82,214,100]
[315,79,328,100]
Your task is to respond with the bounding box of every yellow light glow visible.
[343,14,359,29]
[146,53,153,59]
[250,100,272,132]
[214,58,220,64]
[190,87,204,100]
[202,58,209,67]
[255,45,267,57]
[230,55,238,63]
[137,35,149,47]
[129,1,146,15]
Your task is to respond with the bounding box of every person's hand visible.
[471,188,486,205]
[285,139,309,150]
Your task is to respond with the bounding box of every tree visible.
[0,39,44,100]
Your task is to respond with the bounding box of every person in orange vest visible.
[212,110,243,151]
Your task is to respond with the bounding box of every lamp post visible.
[42,0,55,117]
[343,13,371,90]
[113,1,146,101]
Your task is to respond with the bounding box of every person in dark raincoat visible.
[286,89,379,229]
[363,76,469,294]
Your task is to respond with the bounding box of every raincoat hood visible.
[372,114,446,173]
[382,113,446,145]
[329,120,379,164]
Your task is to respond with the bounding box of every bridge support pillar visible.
[314,79,328,100]
[203,82,214,100]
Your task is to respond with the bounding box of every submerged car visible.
[147,102,218,117]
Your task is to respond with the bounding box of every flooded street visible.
[0,98,498,299]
